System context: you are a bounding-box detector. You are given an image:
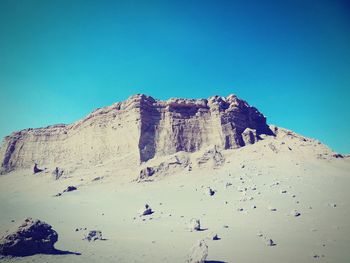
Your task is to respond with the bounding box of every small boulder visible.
[266,238,276,246]
[188,219,201,232]
[0,218,58,256]
[92,176,104,182]
[33,163,44,174]
[140,204,153,216]
[187,239,208,263]
[139,167,155,181]
[269,206,277,211]
[83,230,103,241]
[63,186,77,192]
[212,234,220,240]
[291,210,301,217]
[225,182,232,188]
[205,187,216,196]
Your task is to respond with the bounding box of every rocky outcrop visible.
[0,94,273,174]
[0,218,58,256]
[138,154,190,182]
[196,146,225,168]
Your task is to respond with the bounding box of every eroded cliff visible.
[0,94,274,173]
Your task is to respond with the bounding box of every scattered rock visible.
[63,186,77,192]
[205,187,216,196]
[83,230,104,241]
[280,190,287,194]
[187,239,208,263]
[139,167,156,181]
[33,163,44,174]
[0,218,58,256]
[270,181,280,187]
[266,238,276,246]
[92,176,104,181]
[212,234,220,240]
[52,167,64,180]
[333,153,344,158]
[292,210,301,217]
[140,204,154,216]
[188,219,201,232]
[312,254,325,259]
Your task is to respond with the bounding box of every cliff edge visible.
[0,94,274,174]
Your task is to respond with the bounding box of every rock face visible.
[138,154,190,181]
[0,94,273,174]
[0,218,58,256]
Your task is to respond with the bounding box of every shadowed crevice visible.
[138,95,162,162]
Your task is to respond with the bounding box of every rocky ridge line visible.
[0,94,273,174]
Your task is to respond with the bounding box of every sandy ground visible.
[0,138,350,263]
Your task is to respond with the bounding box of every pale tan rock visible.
[0,94,273,174]
[187,239,208,263]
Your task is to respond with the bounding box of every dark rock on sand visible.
[0,218,58,256]
[83,230,104,242]
[63,186,77,192]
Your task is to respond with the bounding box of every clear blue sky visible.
[0,0,349,153]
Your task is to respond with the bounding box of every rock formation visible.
[138,154,190,181]
[0,94,274,174]
[0,218,58,256]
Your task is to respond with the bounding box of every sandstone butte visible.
[0,94,276,174]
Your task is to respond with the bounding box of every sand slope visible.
[0,131,349,263]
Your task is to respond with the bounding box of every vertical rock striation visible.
[0,94,273,174]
